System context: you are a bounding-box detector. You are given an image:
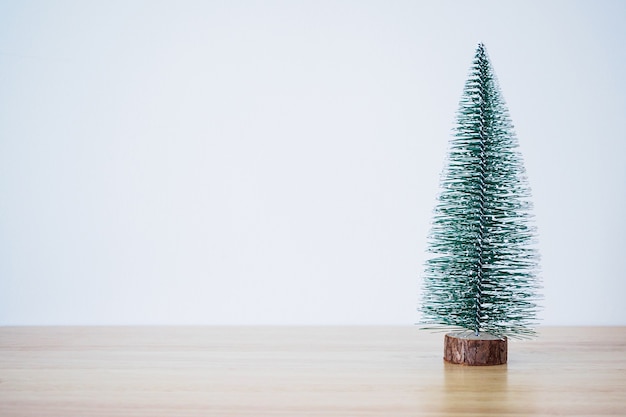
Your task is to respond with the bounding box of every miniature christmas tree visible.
[420,43,540,365]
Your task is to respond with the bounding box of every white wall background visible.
[1,0,625,325]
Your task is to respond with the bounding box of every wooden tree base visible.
[444,332,507,366]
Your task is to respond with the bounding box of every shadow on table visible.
[439,361,510,415]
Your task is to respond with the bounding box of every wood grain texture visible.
[1,326,625,416]
[444,332,507,365]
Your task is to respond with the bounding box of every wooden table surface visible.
[1,326,625,416]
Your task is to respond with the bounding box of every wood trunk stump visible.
[444,332,507,365]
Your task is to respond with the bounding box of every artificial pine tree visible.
[420,43,540,365]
